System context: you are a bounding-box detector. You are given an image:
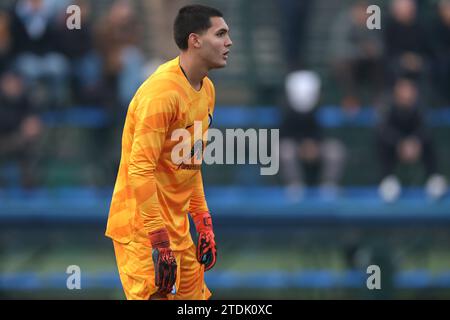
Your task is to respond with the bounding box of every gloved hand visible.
[193,212,217,271]
[149,228,177,295]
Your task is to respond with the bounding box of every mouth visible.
[223,51,230,59]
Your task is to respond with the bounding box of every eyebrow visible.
[215,28,229,34]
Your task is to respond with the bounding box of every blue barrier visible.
[0,186,449,225]
[41,107,111,128]
[41,106,450,129]
[1,270,450,290]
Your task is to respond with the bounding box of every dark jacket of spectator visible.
[9,1,58,56]
[377,104,429,147]
[281,107,322,142]
[384,18,431,59]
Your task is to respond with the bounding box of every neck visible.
[179,52,208,91]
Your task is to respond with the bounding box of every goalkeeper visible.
[105,5,232,300]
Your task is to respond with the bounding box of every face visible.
[351,2,368,26]
[394,79,417,108]
[439,0,450,25]
[194,17,232,69]
[29,0,44,11]
[392,0,416,24]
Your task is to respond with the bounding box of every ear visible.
[188,33,202,49]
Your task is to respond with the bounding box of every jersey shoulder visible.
[137,58,188,101]
[203,77,215,114]
[203,77,215,98]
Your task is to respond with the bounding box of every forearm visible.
[189,171,209,218]
[129,169,165,233]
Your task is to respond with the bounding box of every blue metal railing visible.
[40,105,450,129]
[0,186,449,226]
[2,270,450,290]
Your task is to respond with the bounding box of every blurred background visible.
[1,0,450,299]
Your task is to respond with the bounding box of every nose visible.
[225,35,233,48]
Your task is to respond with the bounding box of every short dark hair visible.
[174,4,223,50]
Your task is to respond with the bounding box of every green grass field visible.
[1,225,450,299]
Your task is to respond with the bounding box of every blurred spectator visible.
[145,0,191,61]
[10,0,70,110]
[384,0,431,85]
[54,0,102,105]
[95,0,146,113]
[377,78,447,202]
[330,1,384,111]
[278,0,311,70]
[0,10,13,74]
[0,71,42,188]
[431,0,450,106]
[85,0,148,186]
[280,70,347,201]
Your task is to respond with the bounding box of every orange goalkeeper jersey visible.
[105,56,214,251]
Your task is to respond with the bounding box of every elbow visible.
[128,162,155,182]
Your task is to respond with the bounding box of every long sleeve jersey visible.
[106,57,215,250]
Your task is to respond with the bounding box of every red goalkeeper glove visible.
[193,212,217,271]
[149,228,177,295]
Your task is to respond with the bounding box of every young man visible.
[105,5,232,300]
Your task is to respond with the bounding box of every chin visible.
[209,59,227,69]
[216,61,227,68]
